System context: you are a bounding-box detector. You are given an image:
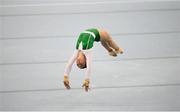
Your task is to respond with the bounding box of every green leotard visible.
[76,28,100,50]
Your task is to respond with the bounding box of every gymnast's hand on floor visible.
[82,79,90,92]
[63,76,71,89]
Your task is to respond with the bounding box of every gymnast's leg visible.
[99,29,123,56]
[100,30,123,54]
[100,40,117,57]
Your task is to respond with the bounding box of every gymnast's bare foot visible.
[108,50,117,57]
[115,48,124,54]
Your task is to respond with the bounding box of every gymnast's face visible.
[76,52,87,69]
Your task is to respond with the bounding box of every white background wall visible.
[0,0,180,111]
[0,0,179,64]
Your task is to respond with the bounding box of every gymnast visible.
[63,28,123,92]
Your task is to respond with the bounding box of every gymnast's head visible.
[76,51,87,69]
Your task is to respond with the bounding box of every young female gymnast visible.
[63,28,123,92]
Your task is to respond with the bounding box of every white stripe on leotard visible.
[81,31,96,39]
